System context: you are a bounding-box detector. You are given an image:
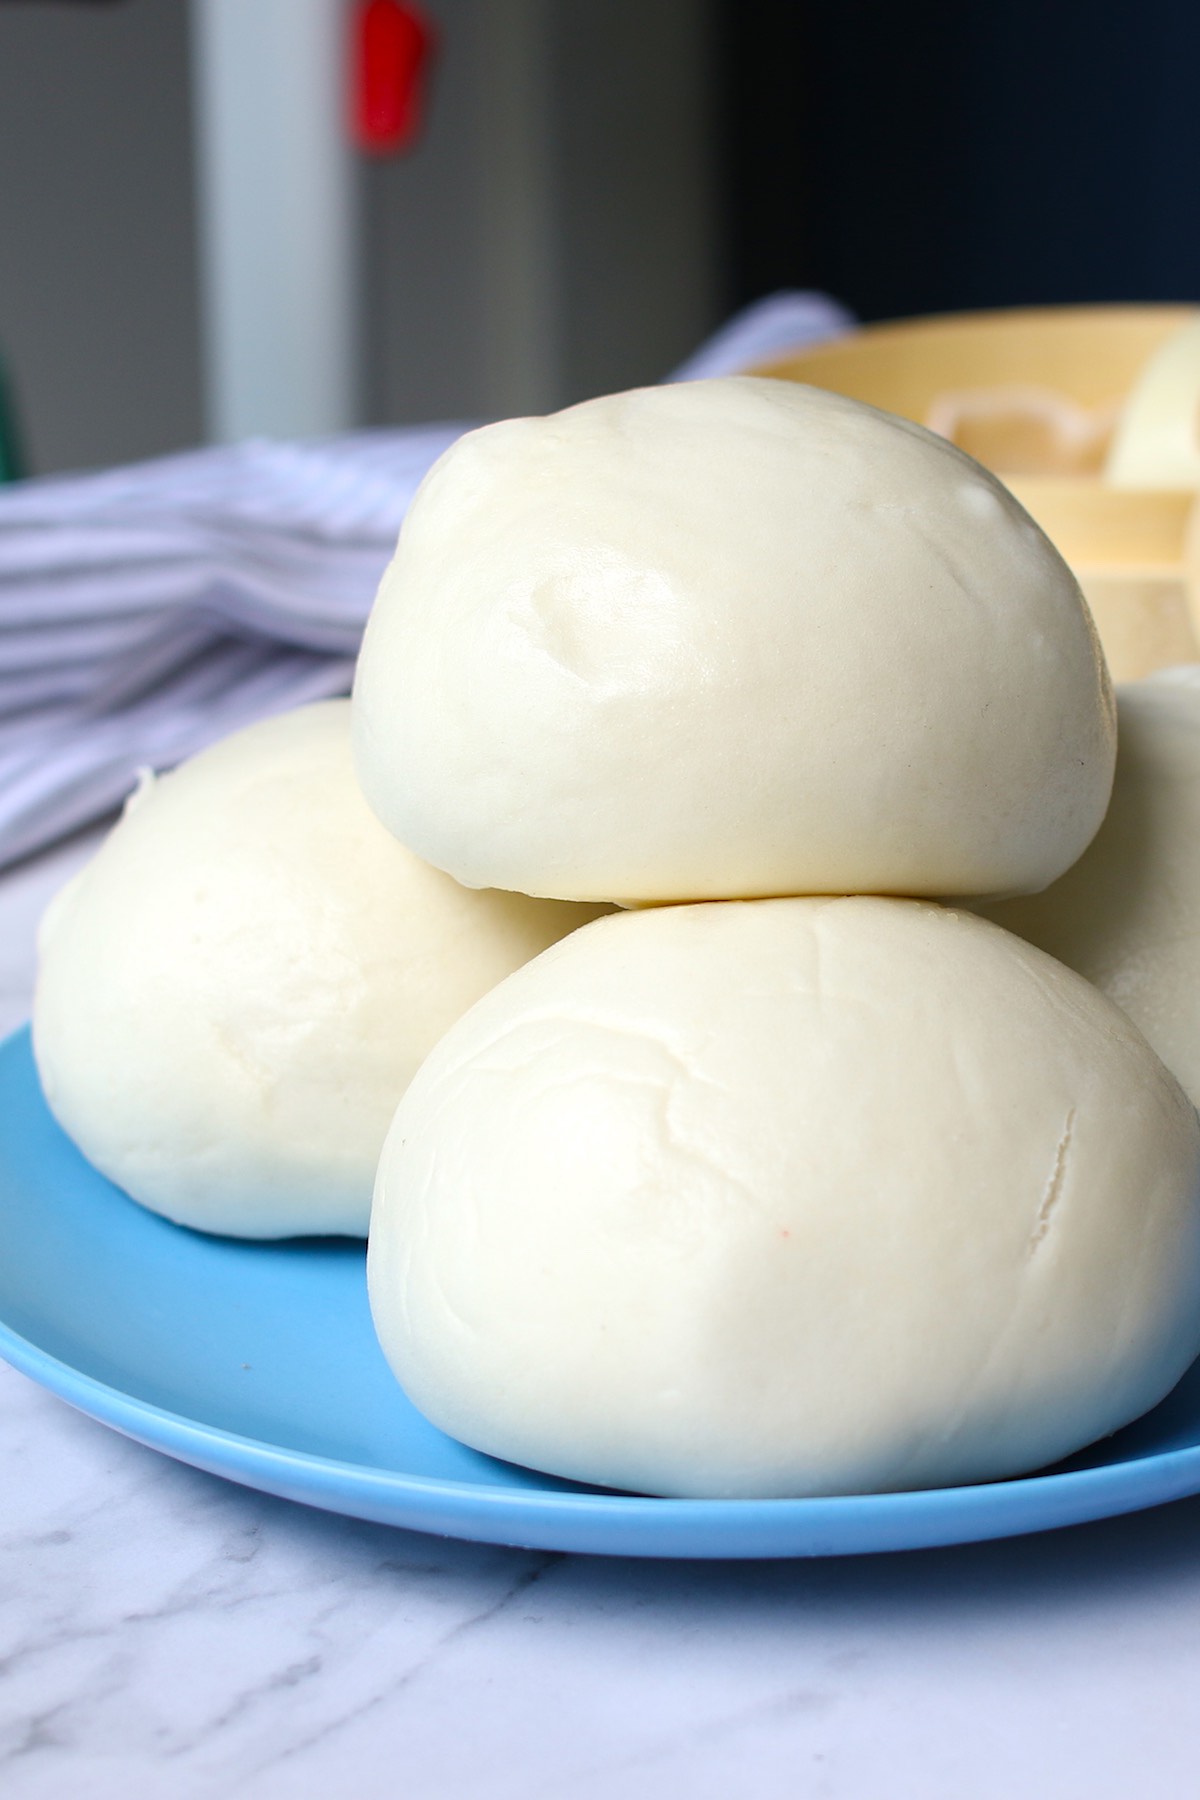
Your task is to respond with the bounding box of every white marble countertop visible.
[5,835,1200,1799]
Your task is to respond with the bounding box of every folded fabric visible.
[0,292,852,869]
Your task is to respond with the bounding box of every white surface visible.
[189,0,360,441]
[6,837,1200,1796]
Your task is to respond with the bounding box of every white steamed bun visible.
[33,701,604,1238]
[368,897,1200,1498]
[353,377,1115,905]
[979,670,1200,1108]
[1106,315,1200,489]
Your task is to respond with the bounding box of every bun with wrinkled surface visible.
[368,897,1200,1497]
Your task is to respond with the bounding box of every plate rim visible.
[7,1306,1200,1560]
[7,1023,1200,1558]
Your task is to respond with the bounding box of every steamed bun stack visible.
[353,378,1200,1497]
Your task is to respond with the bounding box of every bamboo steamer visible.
[752,306,1200,681]
[1006,480,1200,681]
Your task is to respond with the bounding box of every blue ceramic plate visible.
[5,1025,1200,1559]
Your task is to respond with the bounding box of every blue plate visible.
[5,1025,1200,1558]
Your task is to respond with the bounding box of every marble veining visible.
[6,1340,1200,1800]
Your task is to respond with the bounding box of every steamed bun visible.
[368,897,1200,1498]
[1106,316,1200,489]
[353,377,1115,905]
[33,702,604,1238]
[979,672,1200,1108]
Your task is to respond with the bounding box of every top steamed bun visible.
[353,377,1116,905]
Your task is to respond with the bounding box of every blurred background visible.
[0,0,1197,476]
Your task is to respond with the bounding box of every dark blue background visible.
[719,0,1200,319]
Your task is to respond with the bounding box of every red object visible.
[352,0,437,155]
